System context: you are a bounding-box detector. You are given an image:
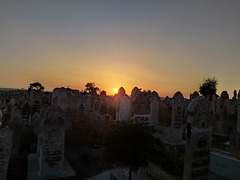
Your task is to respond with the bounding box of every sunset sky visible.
[1,1,240,97]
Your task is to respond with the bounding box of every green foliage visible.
[65,113,110,146]
[104,119,157,179]
[28,82,45,92]
[151,144,184,177]
[199,77,218,98]
[84,82,100,94]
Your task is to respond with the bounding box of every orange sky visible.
[1,1,240,98]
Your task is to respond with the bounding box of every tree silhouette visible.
[84,82,99,94]
[199,77,218,100]
[28,82,44,92]
[104,119,157,180]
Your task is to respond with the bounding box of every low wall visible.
[210,151,240,180]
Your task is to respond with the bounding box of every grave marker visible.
[0,126,13,180]
[170,91,184,143]
[38,106,65,176]
[183,96,212,180]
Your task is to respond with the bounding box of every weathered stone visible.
[116,95,130,121]
[0,126,13,180]
[238,94,240,133]
[159,97,172,127]
[183,96,213,180]
[170,91,184,143]
[150,91,160,126]
[133,92,151,115]
[8,113,23,157]
[214,91,230,134]
[37,106,65,176]
[29,90,43,115]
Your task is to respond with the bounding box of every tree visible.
[28,82,45,93]
[104,119,157,180]
[84,82,100,94]
[199,77,218,100]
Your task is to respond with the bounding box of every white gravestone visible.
[117,95,130,121]
[38,106,65,176]
[0,126,13,180]
[183,96,213,180]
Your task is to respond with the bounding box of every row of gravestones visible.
[51,87,240,135]
[139,96,213,180]
[52,89,215,179]
[0,104,75,180]
[32,87,240,155]
[4,87,240,147]
[1,89,239,180]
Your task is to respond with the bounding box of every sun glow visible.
[114,88,118,93]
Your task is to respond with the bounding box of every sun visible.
[114,88,118,93]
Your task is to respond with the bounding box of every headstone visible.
[216,91,230,134]
[183,96,213,180]
[64,104,73,130]
[52,88,67,110]
[238,93,240,133]
[0,126,13,180]
[130,87,141,116]
[38,106,65,176]
[170,91,184,143]
[28,106,75,180]
[29,90,43,115]
[93,98,100,112]
[78,94,86,113]
[211,94,217,113]
[150,91,160,126]
[190,91,199,100]
[159,97,172,127]
[8,113,23,157]
[117,95,130,121]
[133,92,151,115]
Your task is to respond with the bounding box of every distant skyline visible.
[1,1,240,97]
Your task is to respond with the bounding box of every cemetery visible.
[0,82,239,180]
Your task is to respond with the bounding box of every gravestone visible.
[8,113,23,157]
[0,126,13,180]
[117,95,130,121]
[238,93,240,133]
[28,107,75,180]
[93,98,100,112]
[159,97,172,127]
[38,106,65,176]
[52,88,67,110]
[78,94,86,113]
[64,104,73,130]
[29,90,43,115]
[133,92,151,115]
[150,91,160,126]
[130,87,141,116]
[211,94,217,113]
[217,91,230,134]
[170,91,184,143]
[183,96,212,180]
